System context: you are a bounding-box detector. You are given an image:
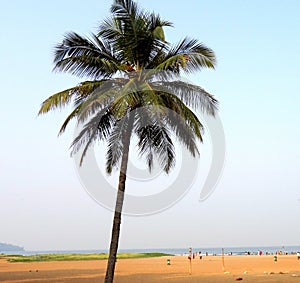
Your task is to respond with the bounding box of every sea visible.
[1,246,300,256]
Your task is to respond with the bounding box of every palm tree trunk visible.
[104,116,134,283]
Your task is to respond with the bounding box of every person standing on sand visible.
[297,252,300,260]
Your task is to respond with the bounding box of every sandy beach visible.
[0,255,300,283]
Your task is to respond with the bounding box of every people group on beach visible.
[187,249,300,259]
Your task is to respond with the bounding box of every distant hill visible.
[0,243,24,252]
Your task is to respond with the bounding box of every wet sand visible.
[0,255,300,282]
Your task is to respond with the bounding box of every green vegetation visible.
[4,252,172,262]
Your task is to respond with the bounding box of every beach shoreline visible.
[1,254,300,282]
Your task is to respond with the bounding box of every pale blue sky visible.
[1,0,300,251]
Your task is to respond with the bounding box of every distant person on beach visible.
[297,252,300,260]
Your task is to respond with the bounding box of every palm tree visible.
[38,0,218,282]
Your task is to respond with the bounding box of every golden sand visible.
[0,255,300,282]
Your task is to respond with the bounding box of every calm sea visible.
[2,246,300,256]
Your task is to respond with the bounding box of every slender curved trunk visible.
[104,116,134,283]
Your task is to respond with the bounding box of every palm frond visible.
[54,32,100,64]
[155,53,186,73]
[138,81,167,107]
[136,122,175,173]
[164,110,200,157]
[58,104,82,135]
[73,80,109,106]
[100,0,172,69]
[111,0,139,18]
[38,87,75,114]
[153,80,218,116]
[77,79,127,123]
[135,103,200,158]
[156,37,216,73]
[106,114,130,174]
[133,107,175,173]
[53,32,122,78]
[71,109,115,165]
[98,17,120,41]
[39,80,109,117]
[137,103,200,157]
[158,91,204,138]
[109,79,142,118]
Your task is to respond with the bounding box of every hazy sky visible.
[1,0,300,251]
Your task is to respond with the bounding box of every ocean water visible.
[1,246,299,256]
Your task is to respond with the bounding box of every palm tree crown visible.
[39,0,217,171]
